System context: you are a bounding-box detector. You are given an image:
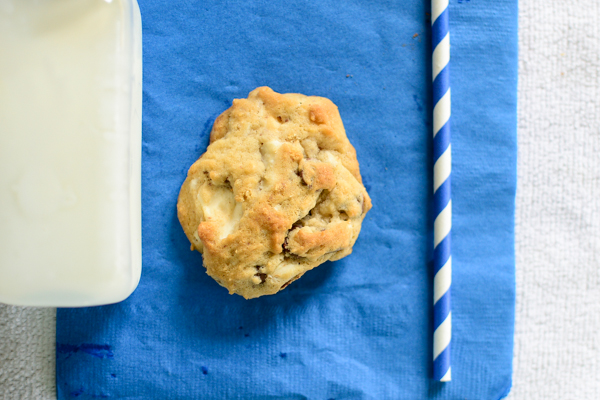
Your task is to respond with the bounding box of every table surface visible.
[1,0,599,398]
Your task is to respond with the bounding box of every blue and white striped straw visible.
[431,0,452,382]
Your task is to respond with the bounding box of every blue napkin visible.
[57,0,517,399]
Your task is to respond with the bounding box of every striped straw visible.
[431,0,452,382]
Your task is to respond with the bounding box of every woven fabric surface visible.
[506,0,600,398]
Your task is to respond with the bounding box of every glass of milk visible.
[0,0,142,306]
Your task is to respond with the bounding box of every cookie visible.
[177,87,372,299]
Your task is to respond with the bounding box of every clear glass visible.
[0,0,142,306]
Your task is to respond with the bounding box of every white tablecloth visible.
[1,0,599,398]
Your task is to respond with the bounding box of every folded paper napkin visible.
[57,1,517,398]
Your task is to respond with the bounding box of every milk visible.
[0,0,142,306]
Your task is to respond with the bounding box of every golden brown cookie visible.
[177,87,372,299]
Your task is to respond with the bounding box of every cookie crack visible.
[281,189,330,259]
